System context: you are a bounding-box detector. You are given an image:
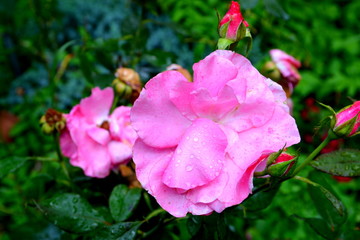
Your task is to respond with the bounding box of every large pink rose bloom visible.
[60,87,137,178]
[131,50,300,217]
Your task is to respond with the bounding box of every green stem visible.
[143,208,166,222]
[27,156,58,162]
[110,94,120,114]
[293,176,319,187]
[53,133,70,180]
[292,134,332,176]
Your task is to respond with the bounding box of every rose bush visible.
[60,87,137,178]
[131,50,300,217]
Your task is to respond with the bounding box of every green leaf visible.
[311,149,360,177]
[308,171,347,228]
[295,216,337,240]
[242,184,279,211]
[90,222,141,240]
[0,156,28,178]
[264,0,289,20]
[38,193,107,234]
[187,215,202,237]
[109,185,142,222]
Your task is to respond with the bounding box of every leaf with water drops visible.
[311,149,360,177]
[38,193,107,234]
[294,216,338,240]
[109,184,142,222]
[90,221,142,240]
[308,171,347,228]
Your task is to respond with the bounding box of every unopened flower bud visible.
[114,67,142,102]
[112,79,133,99]
[332,101,360,137]
[267,153,297,177]
[40,108,66,134]
[218,1,251,50]
[166,64,192,82]
[219,1,249,41]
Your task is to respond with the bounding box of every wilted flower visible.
[40,108,66,134]
[269,49,301,97]
[332,101,360,137]
[60,87,137,178]
[131,50,300,217]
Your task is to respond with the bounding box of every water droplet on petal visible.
[186,165,193,172]
[193,137,199,142]
[190,154,194,159]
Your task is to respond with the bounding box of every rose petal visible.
[79,87,113,125]
[73,137,111,178]
[108,141,132,165]
[131,71,192,148]
[162,118,227,190]
[186,167,229,204]
[169,80,197,121]
[191,85,239,121]
[87,127,111,145]
[193,54,238,97]
[228,105,300,169]
[60,128,77,158]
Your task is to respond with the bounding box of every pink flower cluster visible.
[60,87,137,178]
[131,50,300,217]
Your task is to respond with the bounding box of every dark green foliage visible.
[312,149,360,177]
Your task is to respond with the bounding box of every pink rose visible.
[219,1,249,41]
[270,49,301,90]
[333,101,360,137]
[60,87,137,178]
[131,50,300,217]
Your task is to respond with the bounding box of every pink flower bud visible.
[219,1,249,41]
[333,101,360,137]
[269,49,301,96]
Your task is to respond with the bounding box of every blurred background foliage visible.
[0,0,359,239]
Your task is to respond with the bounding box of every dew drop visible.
[186,165,193,172]
[193,137,199,142]
[190,154,194,159]
[177,148,182,154]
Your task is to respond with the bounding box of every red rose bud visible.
[267,153,297,177]
[332,101,360,137]
[218,1,250,50]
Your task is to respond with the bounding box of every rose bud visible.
[113,67,142,102]
[269,49,301,97]
[218,1,250,50]
[267,153,297,177]
[40,108,66,135]
[255,152,297,178]
[332,101,360,137]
